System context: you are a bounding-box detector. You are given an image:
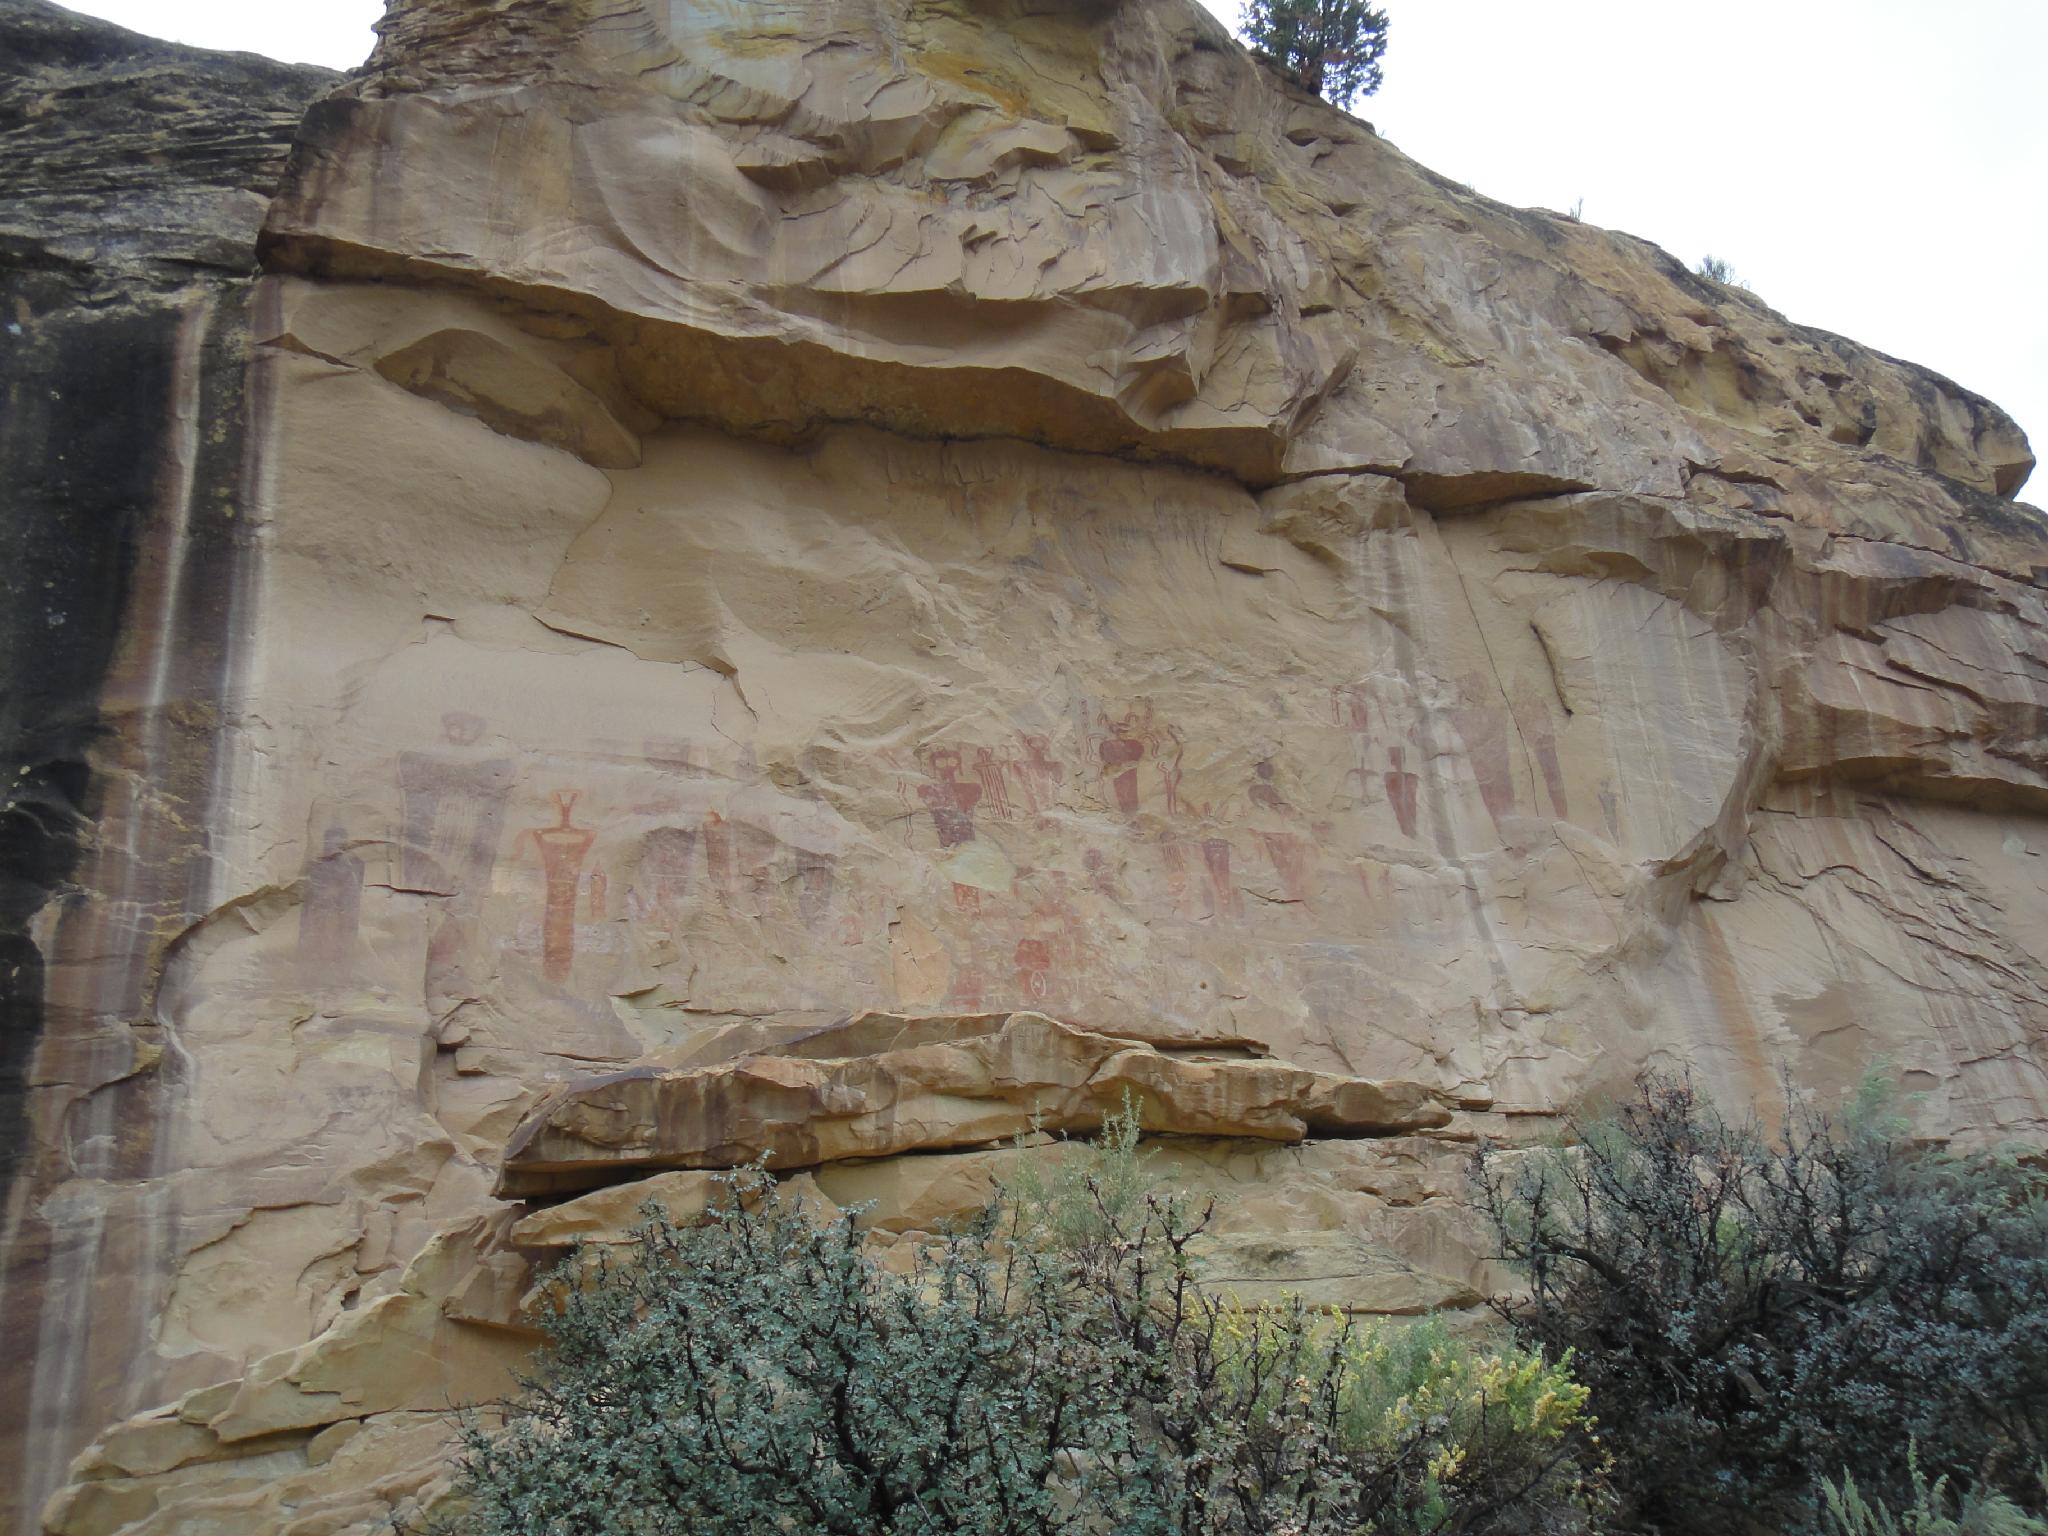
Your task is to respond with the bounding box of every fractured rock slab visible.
[498,1011,1452,1196]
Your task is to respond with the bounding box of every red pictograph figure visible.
[640,825,698,916]
[1451,674,1517,831]
[1201,837,1241,920]
[1509,677,1569,819]
[1332,685,1370,735]
[1242,757,1312,905]
[916,746,982,848]
[1332,684,1374,793]
[972,747,1014,820]
[1384,745,1421,839]
[1161,838,1199,920]
[529,790,596,984]
[946,950,989,1010]
[1096,707,1151,815]
[1158,724,1188,817]
[395,712,512,1012]
[790,790,842,932]
[1259,830,1318,905]
[796,847,837,930]
[1083,846,1122,899]
[1248,756,1292,814]
[297,825,364,976]
[1014,937,1054,1003]
[733,819,782,914]
[395,711,512,897]
[1013,733,1066,814]
[702,810,734,896]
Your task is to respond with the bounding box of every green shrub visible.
[1697,254,1752,290]
[1476,1075,2048,1536]
[1820,1452,2048,1536]
[1319,1315,1604,1533]
[427,1104,1602,1535]
[1240,0,1389,109]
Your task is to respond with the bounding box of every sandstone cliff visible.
[4,0,2045,1531]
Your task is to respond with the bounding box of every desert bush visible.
[1820,1451,2048,1536]
[1697,254,1754,290]
[1476,1075,2048,1536]
[427,1104,1601,1535]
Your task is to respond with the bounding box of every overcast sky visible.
[65,0,2047,490]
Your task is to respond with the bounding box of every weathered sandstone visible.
[3,0,2045,1529]
[499,1010,1453,1194]
[37,1214,534,1536]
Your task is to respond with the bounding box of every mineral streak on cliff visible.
[0,3,333,1521]
[4,0,2046,1530]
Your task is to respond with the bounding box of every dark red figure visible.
[531,790,595,983]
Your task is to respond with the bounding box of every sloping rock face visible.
[5,0,2047,1529]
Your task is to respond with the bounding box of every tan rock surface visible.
[498,1011,1452,1195]
[5,0,2047,1529]
[827,1135,1500,1314]
[40,1214,532,1536]
[506,1168,737,1248]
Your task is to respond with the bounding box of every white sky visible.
[64,0,2048,488]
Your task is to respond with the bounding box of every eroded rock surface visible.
[5,0,2047,1530]
[498,1010,1452,1194]
[1,8,335,1531]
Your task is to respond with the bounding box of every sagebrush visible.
[1477,1075,2048,1536]
[427,1104,1600,1535]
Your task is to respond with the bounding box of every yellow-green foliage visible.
[1214,1302,1599,1532]
[1343,1318,1589,1457]
[1004,1097,1605,1534]
[1004,1091,1159,1251]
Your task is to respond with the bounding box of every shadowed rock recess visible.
[2,0,2044,1528]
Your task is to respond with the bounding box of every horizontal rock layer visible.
[497,1010,1453,1195]
[4,0,2046,1531]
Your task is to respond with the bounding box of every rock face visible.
[497,1010,1452,1194]
[3,0,2046,1529]
[1,9,337,1532]
[0,0,334,1176]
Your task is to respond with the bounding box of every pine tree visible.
[1240,0,1390,109]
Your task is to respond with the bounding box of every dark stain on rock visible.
[0,297,179,1190]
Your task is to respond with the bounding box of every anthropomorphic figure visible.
[916,745,983,848]
[527,790,596,984]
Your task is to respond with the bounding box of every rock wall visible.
[0,6,335,1528]
[5,0,2046,1530]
